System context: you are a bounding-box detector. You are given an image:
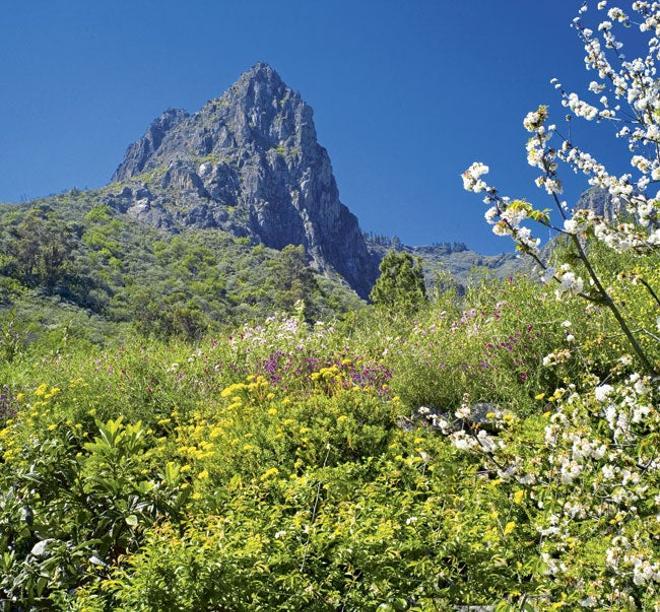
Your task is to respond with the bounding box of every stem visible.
[638,278,660,308]
[494,198,601,304]
[571,231,656,374]
[637,327,660,343]
[299,445,331,573]
[537,150,657,374]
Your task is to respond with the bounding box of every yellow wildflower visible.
[260,467,279,481]
[34,384,48,397]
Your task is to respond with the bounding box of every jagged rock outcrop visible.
[113,109,190,181]
[575,187,620,221]
[110,62,378,297]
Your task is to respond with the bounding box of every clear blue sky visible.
[0,0,630,253]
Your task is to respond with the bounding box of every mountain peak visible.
[109,63,378,297]
[112,62,308,181]
[218,62,297,118]
[242,61,281,82]
[225,62,287,95]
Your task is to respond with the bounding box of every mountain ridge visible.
[364,235,521,293]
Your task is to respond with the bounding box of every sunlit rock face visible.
[111,62,378,297]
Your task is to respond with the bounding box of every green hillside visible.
[0,188,362,347]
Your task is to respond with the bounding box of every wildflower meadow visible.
[0,1,658,610]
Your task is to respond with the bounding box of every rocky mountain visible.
[108,62,378,297]
[362,188,617,294]
[409,243,520,289]
[575,186,618,220]
[0,60,529,338]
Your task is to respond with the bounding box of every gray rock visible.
[467,402,499,425]
[204,162,240,204]
[184,203,229,228]
[112,108,189,181]
[109,62,378,297]
[126,199,173,229]
[133,186,153,201]
[31,538,55,557]
[575,186,620,221]
[160,161,208,198]
[411,402,502,435]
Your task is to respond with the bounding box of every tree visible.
[265,245,320,320]
[369,250,427,312]
[7,209,77,294]
[453,3,659,607]
[461,2,659,375]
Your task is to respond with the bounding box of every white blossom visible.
[461,162,490,193]
[595,384,614,402]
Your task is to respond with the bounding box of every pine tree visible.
[369,250,427,312]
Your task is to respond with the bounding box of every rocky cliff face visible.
[575,187,619,221]
[110,62,378,297]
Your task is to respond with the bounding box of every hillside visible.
[0,63,524,343]
[0,63,384,341]
[0,190,362,343]
[0,241,657,609]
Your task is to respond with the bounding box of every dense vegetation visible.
[1,2,659,609]
[0,190,362,344]
[0,236,657,609]
[369,251,427,313]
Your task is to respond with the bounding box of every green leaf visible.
[125,514,138,527]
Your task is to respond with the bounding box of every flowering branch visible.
[461,1,660,375]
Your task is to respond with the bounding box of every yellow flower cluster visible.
[176,422,217,461]
[6,384,68,433]
[309,365,353,396]
[34,384,61,400]
[547,387,566,403]
[0,425,18,462]
[219,375,272,407]
[260,466,279,481]
[310,365,341,382]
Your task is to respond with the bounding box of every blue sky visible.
[0,1,630,253]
